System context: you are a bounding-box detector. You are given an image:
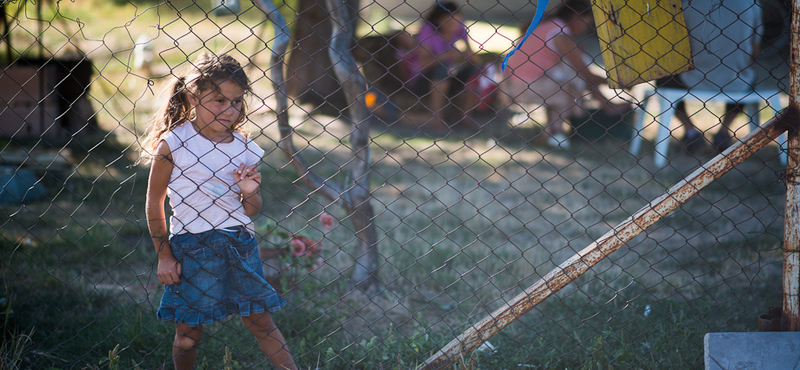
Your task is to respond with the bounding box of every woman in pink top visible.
[412,1,481,129]
[502,0,627,148]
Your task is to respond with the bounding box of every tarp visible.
[0,166,49,204]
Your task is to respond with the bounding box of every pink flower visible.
[290,237,306,257]
[306,241,322,256]
[320,212,335,231]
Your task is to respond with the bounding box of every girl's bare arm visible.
[146,141,181,285]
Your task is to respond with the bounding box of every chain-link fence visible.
[0,0,795,369]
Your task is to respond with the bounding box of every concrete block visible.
[705,332,800,370]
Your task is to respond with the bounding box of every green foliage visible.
[0,329,33,370]
[468,285,778,370]
[318,323,436,369]
[96,344,121,370]
[222,346,240,370]
[1,290,32,370]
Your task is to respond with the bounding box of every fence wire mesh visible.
[0,0,793,369]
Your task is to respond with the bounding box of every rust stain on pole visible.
[782,0,800,332]
[422,114,789,370]
[784,128,800,332]
[792,0,800,105]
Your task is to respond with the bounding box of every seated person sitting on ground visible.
[353,4,495,132]
[500,0,628,149]
[407,1,483,130]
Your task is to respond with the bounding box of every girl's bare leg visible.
[173,323,203,370]
[242,312,297,370]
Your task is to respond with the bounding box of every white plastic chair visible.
[629,87,785,167]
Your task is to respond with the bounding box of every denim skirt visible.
[157,226,286,326]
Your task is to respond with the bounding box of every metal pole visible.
[782,0,800,332]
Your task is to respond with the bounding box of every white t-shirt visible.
[679,0,763,92]
[161,121,265,236]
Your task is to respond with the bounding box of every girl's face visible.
[188,79,246,138]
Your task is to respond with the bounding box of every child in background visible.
[412,1,481,129]
[502,0,628,149]
[143,53,297,370]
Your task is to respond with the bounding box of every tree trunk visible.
[287,0,357,115]
[349,193,380,290]
[325,0,380,291]
[255,0,381,293]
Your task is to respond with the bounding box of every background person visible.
[500,0,628,149]
[658,0,763,153]
[411,1,482,129]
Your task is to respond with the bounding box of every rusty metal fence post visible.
[782,0,800,332]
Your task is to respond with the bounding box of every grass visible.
[2,121,787,369]
[0,0,791,369]
[4,124,772,369]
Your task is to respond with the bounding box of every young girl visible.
[144,53,297,370]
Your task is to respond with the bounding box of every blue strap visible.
[502,0,550,72]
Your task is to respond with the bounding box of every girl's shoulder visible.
[160,122,194,150]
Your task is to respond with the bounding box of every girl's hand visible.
[234,164,261,196]
[157,254,182,285]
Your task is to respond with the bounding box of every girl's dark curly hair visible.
[142,53,251,156]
